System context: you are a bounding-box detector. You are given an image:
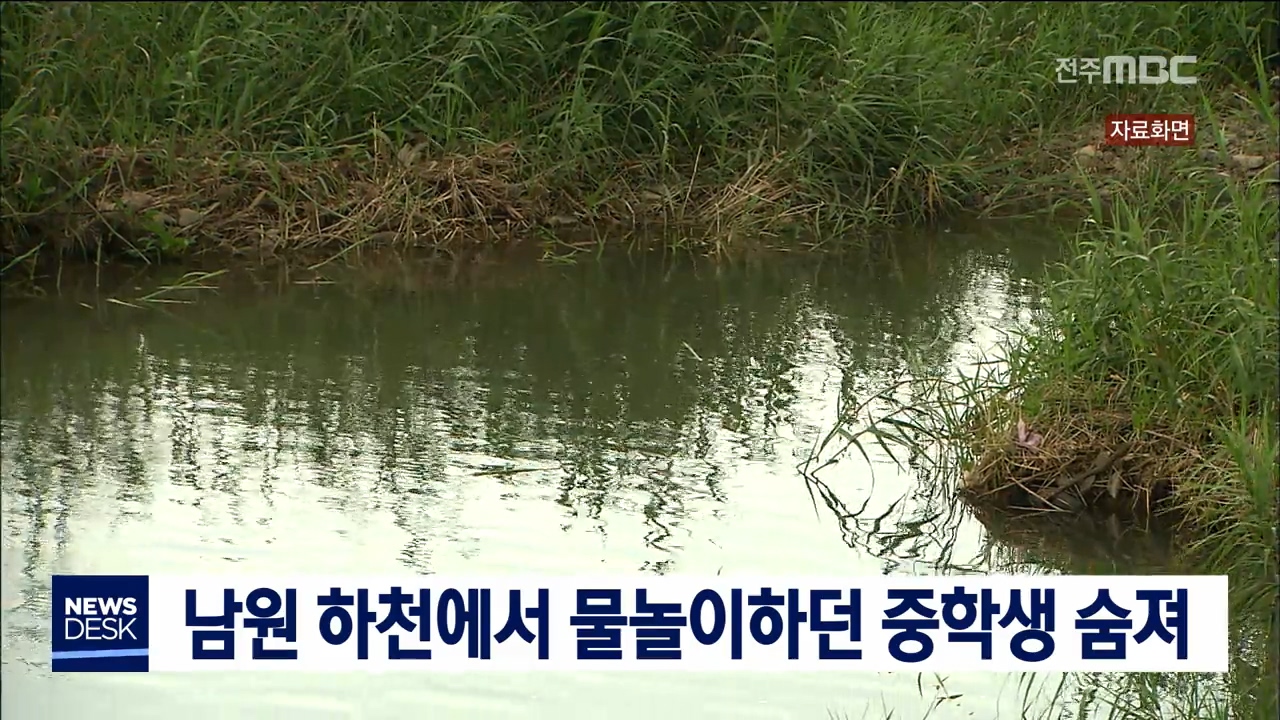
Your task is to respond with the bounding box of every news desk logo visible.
[52,575,150,672]
[1056,55,1198,85]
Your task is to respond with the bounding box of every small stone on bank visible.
[120,191,156,212]
[1232,154,1268,171]
[177,208,204,227]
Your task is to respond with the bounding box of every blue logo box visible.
[51,575,150,672]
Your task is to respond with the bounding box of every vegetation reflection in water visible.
[0,223,1188,720]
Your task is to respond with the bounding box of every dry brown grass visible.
[1,138,830,270]
[957,380,1214,521]
[6,141,540,261]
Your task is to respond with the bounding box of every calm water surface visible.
[2,226,1154,719]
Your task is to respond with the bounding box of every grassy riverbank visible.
[1,1,1276,268]
[4,2,1278,718]
[989,165,1277,720]
[829,81,1278,720]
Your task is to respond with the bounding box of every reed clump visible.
[958,163,1277,543]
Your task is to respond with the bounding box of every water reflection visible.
[1,224,1092,719]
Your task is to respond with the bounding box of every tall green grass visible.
[1016,159,1278,720]
[816,62,1277,720]
[1,1,1275,261]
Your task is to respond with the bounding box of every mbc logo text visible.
[1056,56,1197,85]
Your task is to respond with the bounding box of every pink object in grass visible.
[1015,417,1043,450]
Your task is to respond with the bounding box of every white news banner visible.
[52,574,1228,672]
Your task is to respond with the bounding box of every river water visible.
[1,224,1146,719]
